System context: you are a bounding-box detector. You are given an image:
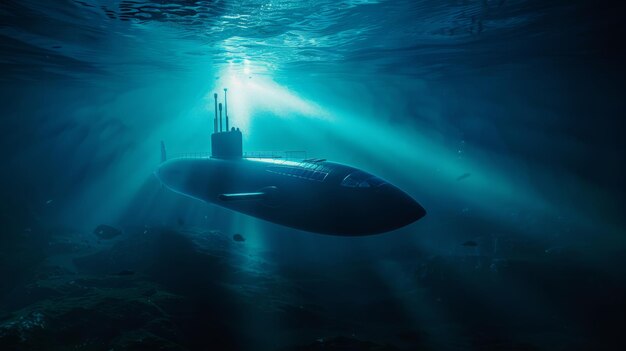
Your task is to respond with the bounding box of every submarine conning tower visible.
[211,88,243,159]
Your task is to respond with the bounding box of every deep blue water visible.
[1,1,625,350]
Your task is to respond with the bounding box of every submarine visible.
[155,89,426,236]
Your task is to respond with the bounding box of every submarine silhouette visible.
[155,89,425,236]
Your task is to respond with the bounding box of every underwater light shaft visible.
[209,67,329,132]
[1,0,626,350]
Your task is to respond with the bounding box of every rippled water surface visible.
[1,1,625,350]
[2,0,620,78]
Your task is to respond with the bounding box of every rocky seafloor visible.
[0,225,404,350]
[1,222,625,350]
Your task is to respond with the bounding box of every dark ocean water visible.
[1,1,625,350]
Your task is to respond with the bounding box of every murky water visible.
[1,1,625,350]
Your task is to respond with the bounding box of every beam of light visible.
[207,65,330,133]
[57,72,217,228]
[219,81,597,247]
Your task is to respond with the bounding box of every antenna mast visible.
[218,103,223,132]
[213,93,218,133]
[210,87,242,158]
[224,88,229,131]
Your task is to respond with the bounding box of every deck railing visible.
[244,150,307,160]
[169,150,307,160]
[169,152,212,159]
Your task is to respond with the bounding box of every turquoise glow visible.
[1,1,624,350]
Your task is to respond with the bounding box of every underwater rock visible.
[233,233,245,242]
[41,227,293,349]
[93,224,122,239]
[0,311,46,345]
[462,240,478,247]
[0,277,185,350]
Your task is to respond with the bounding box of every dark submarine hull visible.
[156,157,426,236]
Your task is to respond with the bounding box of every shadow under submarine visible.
[155,89,426,236]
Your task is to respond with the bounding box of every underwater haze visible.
[1,0,625,350]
